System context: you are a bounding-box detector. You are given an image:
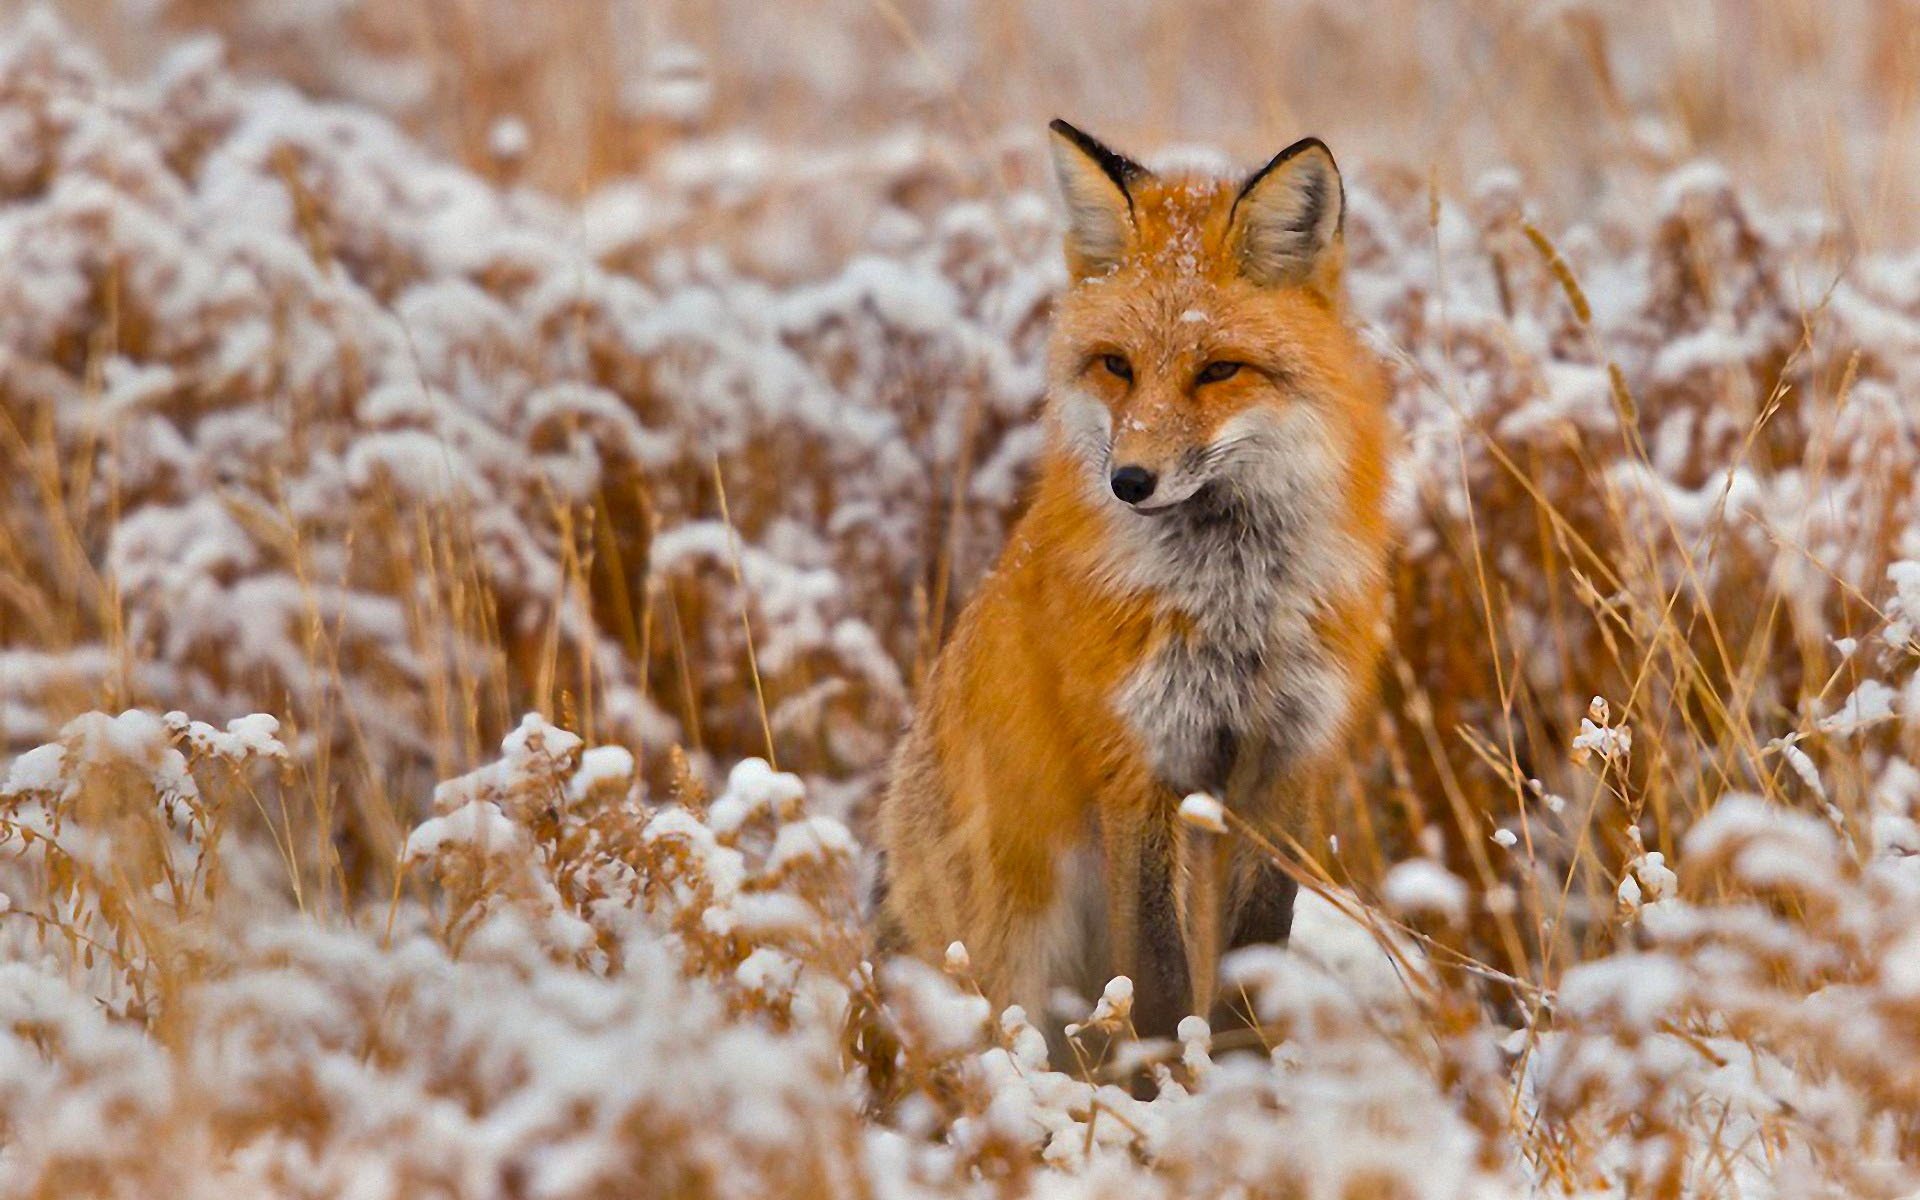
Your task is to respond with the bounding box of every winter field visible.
[3,2,1920,1196]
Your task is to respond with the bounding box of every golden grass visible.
[2,2,1919,1196]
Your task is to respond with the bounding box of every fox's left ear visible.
[1048,119,1149,278]
[1228,137,1345,299]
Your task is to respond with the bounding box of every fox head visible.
[1044,119,1386,521]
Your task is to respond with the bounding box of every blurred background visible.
[59,0,1920,245]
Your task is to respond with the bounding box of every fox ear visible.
[1228,137,1344,296]
[1048,119,1148,277]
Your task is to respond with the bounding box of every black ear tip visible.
[1049,118,1098,151]
[1281,136,1337,169]
[1235,136,1342,209]
[1047,120,1147,190]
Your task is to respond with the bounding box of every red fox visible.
[876,120,1396,1037]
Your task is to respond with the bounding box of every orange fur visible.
[877,125,1397,1034]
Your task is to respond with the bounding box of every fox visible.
[875,120,1396,1037]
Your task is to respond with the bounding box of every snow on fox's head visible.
[1044,119,1385,518]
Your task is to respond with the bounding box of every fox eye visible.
[1196,361,1243,385]
[1099,354,1133,382]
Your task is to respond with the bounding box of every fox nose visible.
[1109,465,1157,505]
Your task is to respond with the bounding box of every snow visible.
[1765,731,1827,799]
[764,814,858,874]
[1556,951,1688,1027]
[1177,792,1227,834]
[167,711,288,761]
[706,758,813,839]
[943,941,970,972]
[487,115,529,162]
[885,957,992,1058]
[1571,696,1634,765]
[1381,859,1469,924]
[567,744,635,803]
[1089,975,1134,1024]
[1889,560,1920,644]
[1,743,65,795]
[403,799,525,861]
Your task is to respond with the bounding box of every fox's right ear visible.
[1228,137,1344,299]
[1048,119,1147,278]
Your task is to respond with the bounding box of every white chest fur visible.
[1103,478,1361,803]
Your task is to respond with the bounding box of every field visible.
[3,1,1920,1196]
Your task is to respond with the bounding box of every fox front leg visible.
[1103,794,1194,1037]
[1228,849,1298,948]
[1099,795,1189,1033]
[1174,820,1233,1019]
[1218,744,1304,949]
[1128,806,1194,1038]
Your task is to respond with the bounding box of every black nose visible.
[1110,465,1157,505]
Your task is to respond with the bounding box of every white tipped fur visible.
[1051,388,1114,479]
[1091,405,1367,804]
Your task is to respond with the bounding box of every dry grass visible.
[2,2,1920,1196]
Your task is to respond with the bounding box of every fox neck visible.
[1036,440,1368,797]
[1042,431,1355,632]
[1120,480,1341,632]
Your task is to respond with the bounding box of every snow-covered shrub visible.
[5,5,1920,1197]
[0,11,1052,819]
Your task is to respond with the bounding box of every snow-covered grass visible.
[3,4,1920,1197]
